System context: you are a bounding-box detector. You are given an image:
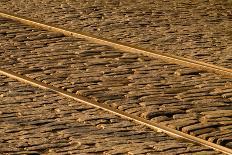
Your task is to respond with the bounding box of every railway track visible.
[0,11,232,77]
[1,13,232,154]
[1,0,232,69]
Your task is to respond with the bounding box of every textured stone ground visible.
[0,74,221,154]
[0,0,231,68]
[0,17,231,151]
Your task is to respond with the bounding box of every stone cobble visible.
[0,0,231,68]
[0,74,221,154]
[0,18,231,149]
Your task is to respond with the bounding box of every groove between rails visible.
[0,11,232,77]
[0,69,232,155]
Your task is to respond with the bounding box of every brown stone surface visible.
[0,75,220,154]
[0,0,231,68]
[0,17,231,149]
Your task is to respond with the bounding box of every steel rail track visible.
[0,11,232,77]
[1,11,232,154]
[0,69,232,155]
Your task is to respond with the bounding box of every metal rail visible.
[0,69,232,155]
[0,11,232,77]
[0,10,232,154]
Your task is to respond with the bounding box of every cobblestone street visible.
[0,1,232,154]
[2,75,219,154]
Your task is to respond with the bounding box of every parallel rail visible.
[0,11,232,77]
[1,11,232,154]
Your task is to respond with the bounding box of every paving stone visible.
[182,123,221,134]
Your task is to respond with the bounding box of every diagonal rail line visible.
[0,68,232,155]
[0,11,232,77]
[0,10,232,154]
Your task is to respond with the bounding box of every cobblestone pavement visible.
[0,74,222,154]
[0,0,231,68]
[0,17,232,151]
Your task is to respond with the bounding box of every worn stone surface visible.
[0,75,221,154]
[0,18,231,149]
[0,0,231,68]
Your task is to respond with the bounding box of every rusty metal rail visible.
[0,68,232,155]
[1,11,232,154]
[0,10,232,77]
